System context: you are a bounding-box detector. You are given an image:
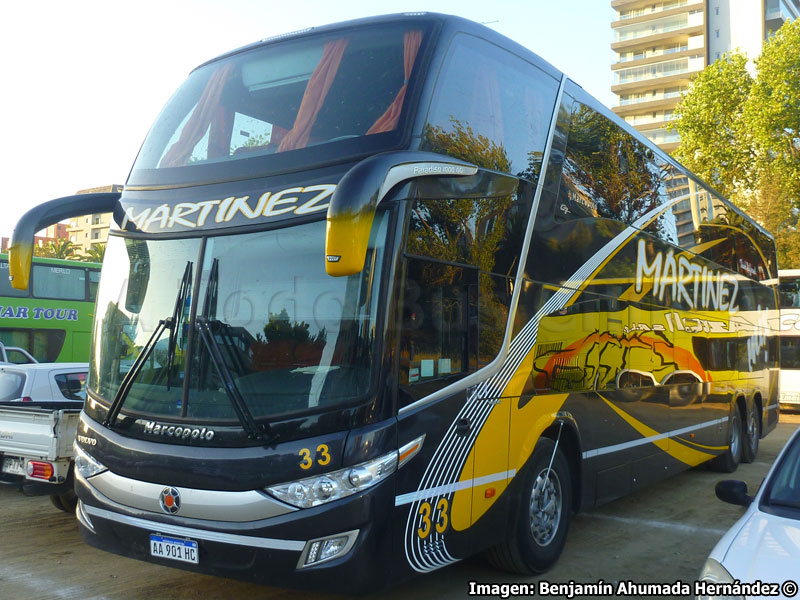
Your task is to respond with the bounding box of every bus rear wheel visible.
[710,403,743,473]
[741,403,760,464]
[486,438,572,574]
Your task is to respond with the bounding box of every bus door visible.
[395,254,479,570]
[393,177,521,570]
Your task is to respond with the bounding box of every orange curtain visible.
[208,105,234,159]
[160,63,234,168]
[277,38,350,153]
[367,30,423,135]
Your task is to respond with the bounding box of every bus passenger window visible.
[88,270,100,302]
[0,261,28,297]
[421,33,558,179]
[32,265,86,300]
[558,100,665,225]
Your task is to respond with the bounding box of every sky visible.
[0,1,616,240]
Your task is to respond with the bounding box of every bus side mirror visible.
[9,192,121,290]
[324,151,478,277]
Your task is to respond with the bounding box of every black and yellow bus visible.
[9,13,779,593]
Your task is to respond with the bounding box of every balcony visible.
[616,44,689,64]
[642,127,680,145]
[612,11,704,51]
[765,0,800,27]
[612,56,703,94]
[613,56,702,86]
[617,0,691,21]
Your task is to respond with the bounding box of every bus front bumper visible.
[74,470,395,594]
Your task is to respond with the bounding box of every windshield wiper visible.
[104,261,193,429]
[166,262,193,391]
[195,258,266,441]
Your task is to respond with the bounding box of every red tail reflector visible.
[21,396,32,402]
[26,461,54,480]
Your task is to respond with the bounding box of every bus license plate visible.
[149,534,198,564]
[2,457,25,476]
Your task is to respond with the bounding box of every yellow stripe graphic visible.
[599,395,715,466]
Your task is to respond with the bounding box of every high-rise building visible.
[67,184,123,253]
[610,0,800,153]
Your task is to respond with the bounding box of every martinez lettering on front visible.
[120,184,336,232]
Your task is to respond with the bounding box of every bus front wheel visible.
[487,437,572,574]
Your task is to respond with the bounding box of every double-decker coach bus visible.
[0,253,100,363]
[9,13,779,593]
[778,270,800,408]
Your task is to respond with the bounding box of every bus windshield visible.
[89,214,389,421]
[129,21,429,187]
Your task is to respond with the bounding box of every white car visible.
[0,363,89,403]
[699,427,800,599]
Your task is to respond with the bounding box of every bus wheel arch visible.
[540,419,582,514]
[486,425,576,574]
[742,393,762,464]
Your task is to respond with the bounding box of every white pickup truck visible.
[0,363,89,512]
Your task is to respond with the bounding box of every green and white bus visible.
[9,13,778,593]
[0,254,100,363]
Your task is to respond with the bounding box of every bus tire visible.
[741,403,760,464]
[710,403,743,473]
[50,490,78,514]
[486,438,572,574]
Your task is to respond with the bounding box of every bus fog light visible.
[266,451,397,508]
[298,530,359,568]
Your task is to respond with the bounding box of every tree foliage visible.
[671,51,753,198]
[35,239,78,260]
[81,243,106,263]
[745,20,800,201]
[671,19,800,267]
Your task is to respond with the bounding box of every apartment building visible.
[611,0,800,154]
[67,184,123,253]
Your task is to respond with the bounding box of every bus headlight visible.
[73,442,108,479]
[266,451,398,508]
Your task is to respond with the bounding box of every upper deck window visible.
[421,33,558,179]
[130,22,430,187]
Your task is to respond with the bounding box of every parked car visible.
[0,362,89,512]
[699,426,800,598]
[0,363,88,403]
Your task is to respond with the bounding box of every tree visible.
[82,243,105,263]
[670,51,754,198]
[745,19,800,202]
[38,239,78,260]
[670,19,800,267]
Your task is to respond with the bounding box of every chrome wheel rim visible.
[747,410,758,452]
[529,467,562,546]
[730,412,741,459]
